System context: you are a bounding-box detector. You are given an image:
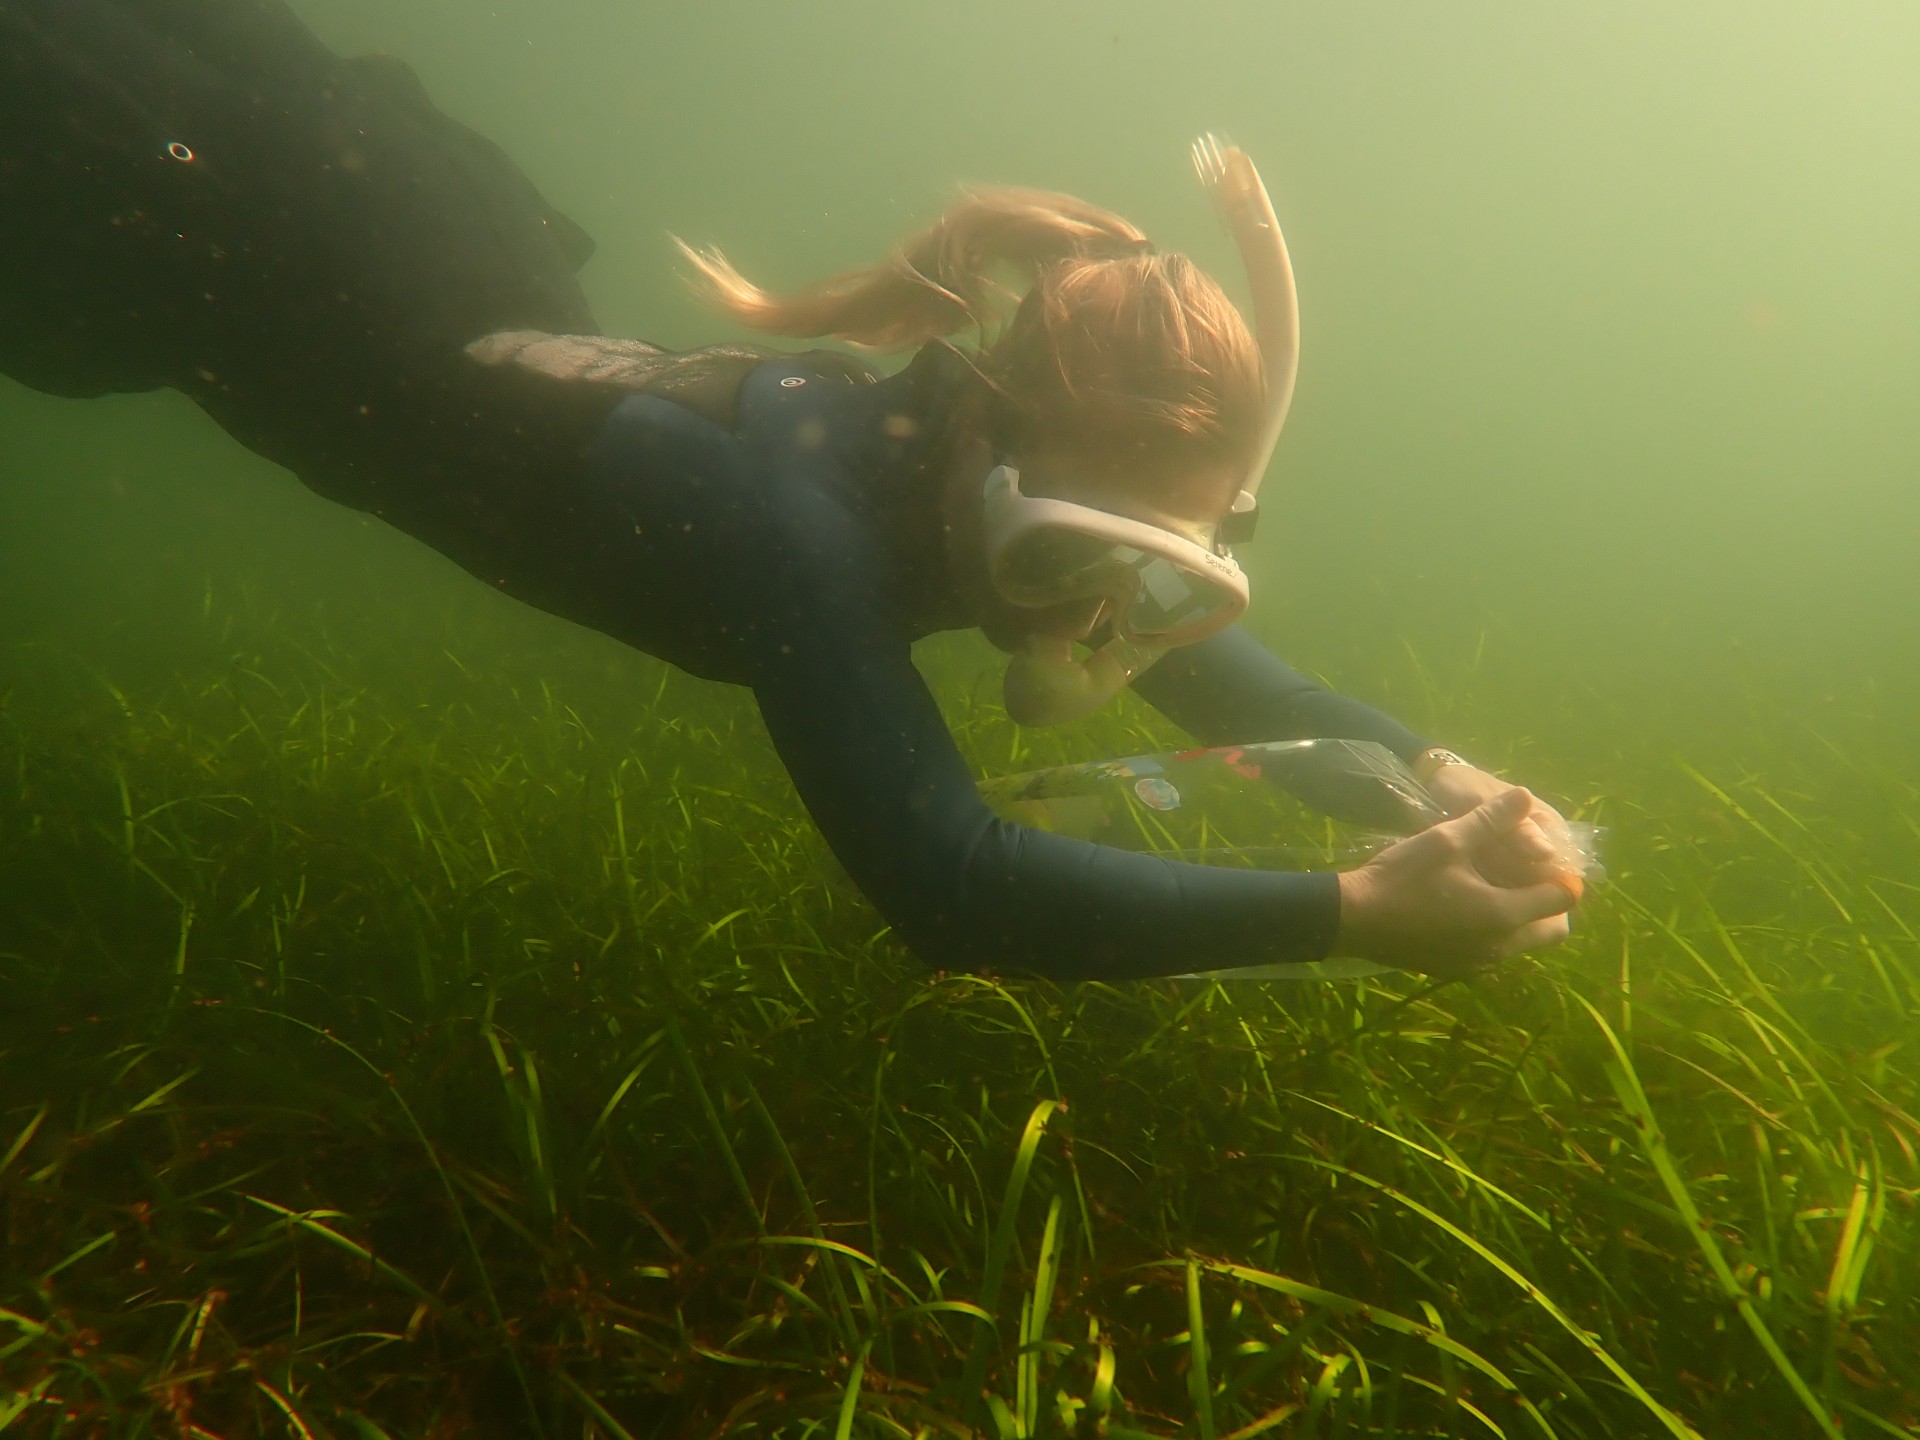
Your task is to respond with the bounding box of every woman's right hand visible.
[1334,788,1578,980]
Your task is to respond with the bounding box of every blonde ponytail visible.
[674,188,1151,352]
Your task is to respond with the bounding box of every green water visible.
[3,3,1918,1436]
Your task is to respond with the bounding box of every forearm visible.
[1134,626,1428,762]
[1259,687,1429,763]
[888,809,1344,981]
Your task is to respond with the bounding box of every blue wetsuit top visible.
[574,343,1427,981]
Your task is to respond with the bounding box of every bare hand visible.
[1424,764,1581,896]
[1334,788,1576,979]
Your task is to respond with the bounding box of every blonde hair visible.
[677,188,1264,502]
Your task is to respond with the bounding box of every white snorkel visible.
[1192,131,1300,546]
[1002,133,1302,727]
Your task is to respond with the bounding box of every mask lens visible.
[996,527,1131,605]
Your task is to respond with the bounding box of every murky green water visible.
[3,3,1917,1436]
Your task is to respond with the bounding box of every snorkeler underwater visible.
[2,1,1917,1436]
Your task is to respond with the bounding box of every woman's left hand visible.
[1423,764,1579,895]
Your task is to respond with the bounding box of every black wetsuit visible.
[1,0,1428,979]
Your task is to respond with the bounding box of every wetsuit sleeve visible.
[745,530,1343,980]
[1132,625,1429,762]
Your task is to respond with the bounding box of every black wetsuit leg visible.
[0,0,612,579]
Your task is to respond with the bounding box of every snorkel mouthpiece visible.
[1003,634,1170,729]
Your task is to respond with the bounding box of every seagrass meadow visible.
[4,1,1920,1437]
